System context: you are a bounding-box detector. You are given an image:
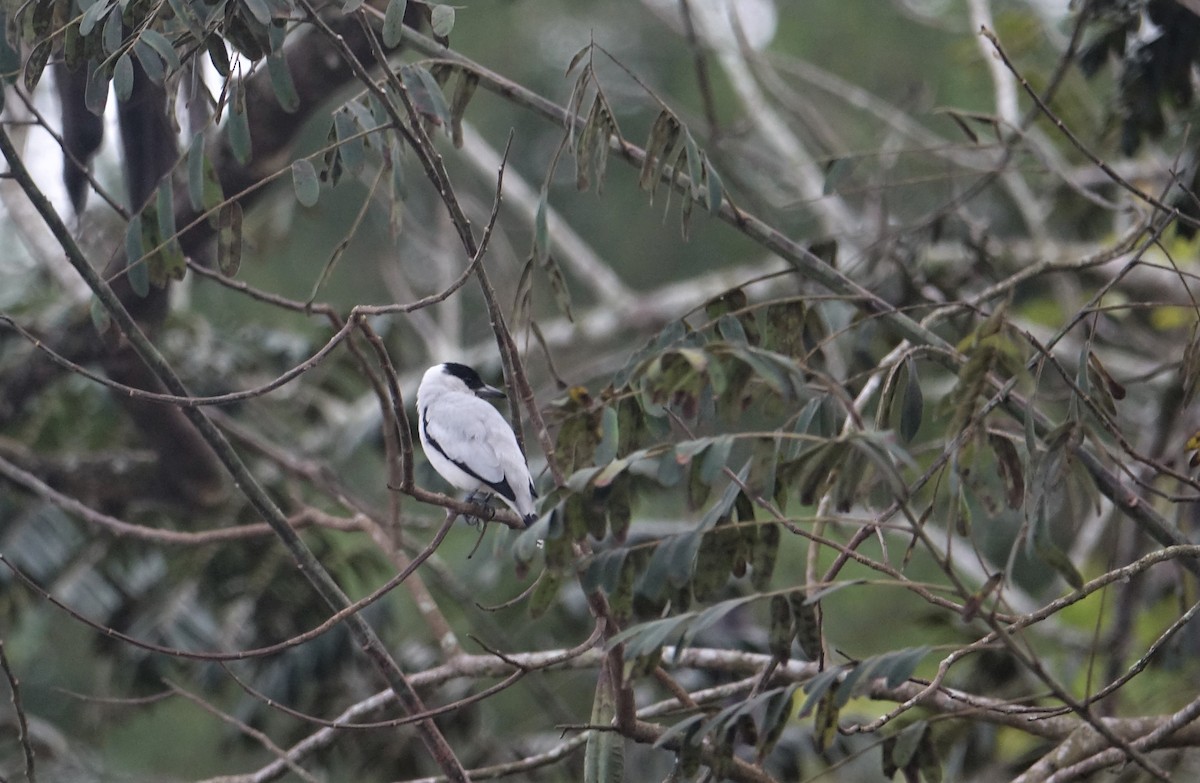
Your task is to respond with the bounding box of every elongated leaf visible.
[80,0,111,36]
[583,667,625,783]
[83,58,109,116]
[243,0,272,25]
[134,40,164,84]
[187,133,205,211]
[750,522,779,591]
[227,93,252,164]
[206,36,230,77]
[768,595,794,662]
[879,646,929,688]
[430,4,454,37]
[654,714,705,749]
[702,154,723,214]
[382,0,408,47]
[217,202,243,276]
[334,109,364,174]
[291,159,319,207]
[102,5,122,53]
[533,186,550,264]
[594,406,620,466]
[758,684,800,756]
[1034,538,1084,590]
[400,64,451,127]
[267,52,299,112]
[139,29,181,71]
[898,355,923,442]
[813,685,839,751]
[156,180,176,247]
[166,0,205,40]
[113,52,133,100]
[582,549,627,594]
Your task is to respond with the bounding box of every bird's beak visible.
[475,384,506,400]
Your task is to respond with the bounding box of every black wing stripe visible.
[423,411,518,502]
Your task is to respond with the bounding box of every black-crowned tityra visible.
[416,362,538,526]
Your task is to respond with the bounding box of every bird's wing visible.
[421,396,518,501]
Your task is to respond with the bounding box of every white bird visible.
[416,362,539,526]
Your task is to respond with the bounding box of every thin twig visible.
[0,640,36,783]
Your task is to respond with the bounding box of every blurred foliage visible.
[4,0,1200,782]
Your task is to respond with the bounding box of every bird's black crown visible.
[442,362,487,390]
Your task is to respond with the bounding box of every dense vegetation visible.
[4,1,1200,781]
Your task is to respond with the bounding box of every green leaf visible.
[83,58,109,116]
[227,91,252,164]
[134,40,164,84]
[666,532,703,589]
[334,109,365,174]
[533,186,550,264]
[594,406,620,466]
[898,356,923,442]
[243,0,272,25]
[717,313,748,344]
[702,154,723,214]
[767,595,794,662]
[102,6,122,54]
[639,110,680,201]
[447,70,477,148]
[382,0,408,47]
[187,133,206,212]
[757,684,800,756]
[291,159,319,207]
[592,457,630,489]
[750,522,779,591]
[267,52,299,113]
[139,29,181,72]
[789,593,821,661]
[125,216,149,297]
[1034,539,1085,590]
[799,667,842,717]
[206,36,230,77]
[582,549,627,595]
[878,646,929,688]
[653,714,705,750]
[80,0,111,36]
[0,14,21,87]
[22,40,50,93]
[635,535,677,602]
[813,684,840,751]
[113,52,133,100]
[698,435,733,484]
[583,668,625,783]
[430,3,455,37]
[400,64,451,127]
[166,0,205,41]
[890,720,928,771]
[217,202,243,276]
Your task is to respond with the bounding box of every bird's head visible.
[425,362,506,399]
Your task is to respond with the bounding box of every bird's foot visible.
[463,492,497,527]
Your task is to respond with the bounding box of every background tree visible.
[3,0,1200,781]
